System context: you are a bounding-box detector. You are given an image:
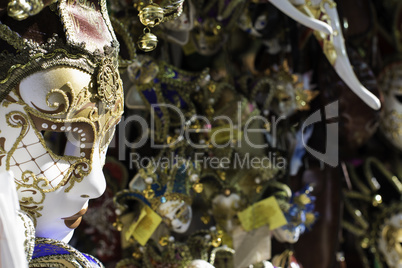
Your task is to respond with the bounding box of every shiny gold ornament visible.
[8,0,45,20]
[211,237,222,248]
[201,214,210,225]
[212,237,222,248]
[144,189,155,199]
[216,229,223,238]
[295,87,319,111]
[360,237,370,249]
[224,189,231,196]
[372,194,382,207]
[193,183,203,193]
[256,185,262,194]
[113,221,123,231]
[138,2,164,27]
[97,57,122,109]
[137,28,158,52]
[217,170,226,181]
[132,251,142,260]
[159,236,169,246]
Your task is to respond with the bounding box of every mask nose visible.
[68,147,106,200]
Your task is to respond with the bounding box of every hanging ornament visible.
[137,1,164,52]
[138,2,164,27]
[137,27,158,52]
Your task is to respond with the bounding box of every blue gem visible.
[161,197,166,203]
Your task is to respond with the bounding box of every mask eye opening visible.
[393,94,402,103]
[40,130,69,157]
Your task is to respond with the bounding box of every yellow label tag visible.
[125,205,162,246]
[237,196,287,231]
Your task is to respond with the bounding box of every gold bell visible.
[138,2,164,27]
[137,28,158,52]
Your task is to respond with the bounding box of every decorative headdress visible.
[115,158,202,212]
[0,0,121,103]
[0,0,124,224]
[124,55,209,146]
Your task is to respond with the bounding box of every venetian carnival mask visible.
[191,17,227,56]
[245,0,379,110]
[163,0,194,32]
[272,185,317,244]
[0,0,123,249]
[157,199,192,233]
[238,2,287,54]
[0,65,123,242]
[211,193,242,234]
[378,62,402,150]
[238,2,284,39]
[161,0,195,45]
[125,161,201,234]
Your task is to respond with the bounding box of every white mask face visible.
[379,63,402,150]
[158,200,192,233]
[211,193,241,234]
[0,67,123,242]
[163,0,194,32]
[191,18,227,56]
[272,224,302,244]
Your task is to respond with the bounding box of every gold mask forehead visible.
[6,62,123,192]
[17,59,124,135]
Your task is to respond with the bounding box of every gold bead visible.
[224,189,231,196]
[138,3,164,27]
[256,185,262,193]
[144,188,155,199]
[217,170,226,181]
[132,251,142,259]
[372,194,382,207]
[8,0,44,20]
[216,230,223,238]
[137,28,158,52]
[211,237,222,247]
[360,237,370,248]
[193,183,204,193]
[201,214,210,225]
[206,107,214,117]
[112,221,123,231]
[159,236,169,246]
